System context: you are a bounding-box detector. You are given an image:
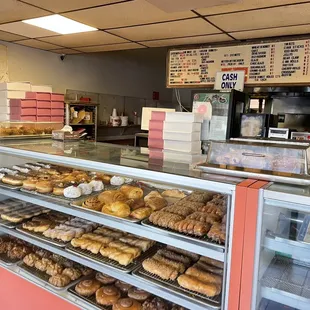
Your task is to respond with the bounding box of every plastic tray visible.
[0,252,21,266]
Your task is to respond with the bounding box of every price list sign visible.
[167,39,310,87]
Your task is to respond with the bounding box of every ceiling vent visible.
[145,0,241,13]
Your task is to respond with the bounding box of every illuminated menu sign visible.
[167,39,310,87]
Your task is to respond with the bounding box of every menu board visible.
[167,39,310,87]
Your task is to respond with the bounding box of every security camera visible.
[60,54,66,61]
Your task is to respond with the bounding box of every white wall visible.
[1,41,172,101]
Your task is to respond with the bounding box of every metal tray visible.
[16,226,69,247]
[0,182,22,190]
[70,199,141,224]
[68,284,109,310]
[0,218,22,228]
[132,267,221,309]
[18,262,84,291]
[21,187,104,204]
[66,244,159,273]
[196,164,310,186]
[261,256,310,302]
[141,219,225,251]
[0,252,21,266]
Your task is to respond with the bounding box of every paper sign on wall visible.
[214,71,245,92]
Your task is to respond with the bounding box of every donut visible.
[112,298,141,310]
[36,181,53,193]
[128,288,151,301]
[22,178,38,191]
[75,279,101,297]
[115,280,132,293]
[95,272,116,285]
[96,285,121,306]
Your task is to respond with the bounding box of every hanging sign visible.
[214,71,245,91]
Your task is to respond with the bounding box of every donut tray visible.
[0,182,22,190]
[70,198,141,223]
[66,244,159,273]
[0,252,21,266]
[18,262,85,291]
[20,188,99,204]
[141,219,226,251]
[132,267,221,309]
[16,226,69,248]
[68,284,110,310]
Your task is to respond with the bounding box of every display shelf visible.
[0,187,225,260]
[0,226,216,310]
[0,261,96,310]
[264,236,310,259]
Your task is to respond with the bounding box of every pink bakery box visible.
[51,109,64,116]
[37,116,51,122]
[10,99,36,108]
[10,115,36,121]
[25,92,51,100]
[37,108,51,116]
[151,111,166,121]
[149,120,164,131]
[51,101,64,109]
[37,101,51,109]
[148,138,163,149]
[149,148,163,160]
[149,130,163,140]
[51,93,64,101]
[10,107,36,116]
[51,116,64,122]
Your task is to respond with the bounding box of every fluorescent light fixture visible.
[23,14,97,35]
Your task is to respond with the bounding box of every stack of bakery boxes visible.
[148,111,206,166]
[0,82,64,123]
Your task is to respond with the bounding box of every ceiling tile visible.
[143,34,233,47]
[109,18,221,41]
[208,3,310,32]
[64,0,196,29]
[0,0,49,24]
[51,48,81,54]
[196,0,310,15]
[0,21,57,38]
[39,31,127,48]
[231,25,310,40]
[0,30,27,42]
[22,0,125,14]
[15,39,61,50]
[77,42,145,53]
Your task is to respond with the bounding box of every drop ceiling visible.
[0,0,309,54]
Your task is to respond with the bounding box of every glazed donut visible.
[36,181,53,193]
[128,287,151,301]
[49,274,71,287]
[23,178,38,191]
[75,279,102,297]
[96,285,121,306]
[112,298,141,310]
[62,268,82,281]
[95,272,116,285]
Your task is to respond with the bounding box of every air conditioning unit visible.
[145,0,241,13]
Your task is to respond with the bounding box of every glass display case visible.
[0,139,244,310]
[198,140,310,185]
[251,184,310,310]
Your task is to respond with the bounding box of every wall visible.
[0,41,172,102]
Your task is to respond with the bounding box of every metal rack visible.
[0,141,237,310]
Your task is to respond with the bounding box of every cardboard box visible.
[0,82,31,91]
[148,139,164,149]
[151,111,166,121]
[31,85,52,93]
[51,109,64,116]
[37,116,51,122]
[165,112,204,123]
[0,90,26,99]
[0,106,10,114]
[37,101,51,109]
[51,93,64,101]
[149,120,164,131]
[148,130,163,139]
[51,101,64,109]
[10,115,36,121]
[0,113,9,121]
[10,107,36,116]
[37,109,51,116]
[164,122,201,133]
[51,116,64,122]
[163,140,202,153]
[163,131,201,142]
[37,93,51,100]
[10,99,37,108]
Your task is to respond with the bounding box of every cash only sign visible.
[214,71,245,92]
